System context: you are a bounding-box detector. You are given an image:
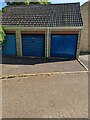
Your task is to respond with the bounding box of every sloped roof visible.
[2,3,83,27]
[81,1,90,7]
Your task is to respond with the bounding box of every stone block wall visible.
[80,1,90,53]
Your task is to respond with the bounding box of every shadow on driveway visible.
[2,56,86,76]
[2,56,74,65]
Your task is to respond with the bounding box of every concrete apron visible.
[1,61,88,80]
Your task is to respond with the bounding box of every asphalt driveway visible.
[0,80,2,119]
[2,72,88,118]
[2,56,86,76]
[1,56,88,118]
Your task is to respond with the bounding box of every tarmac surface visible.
[2,56,86,76]
[79,55,89,70]
[2,72,88,118]
[1,55,89,118]
[0,80,2,119]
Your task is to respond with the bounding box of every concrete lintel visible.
[3,26,47,31]
[49,27,82,30]
[3,26,82,31]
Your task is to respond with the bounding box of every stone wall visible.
[80,1,90,53]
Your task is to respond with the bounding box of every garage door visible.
[50,34,78,58]
[2,34,16,56]
[22,34,45,57]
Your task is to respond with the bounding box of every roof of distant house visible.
[81,1,90,7]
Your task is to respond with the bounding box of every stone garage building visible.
[80,1,90,53]
[2,3,83,59]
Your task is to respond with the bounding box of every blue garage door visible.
[22,34,45,57]
[2,34,16,56]
[50,34,78,58]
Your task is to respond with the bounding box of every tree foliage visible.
[0,26,5,46]
[6,0,51,5]
[6,2,28,5]
[0,7,6,14]
[0,7,6,46]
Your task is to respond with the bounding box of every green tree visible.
[39,0,50,4]
[6,0,51,5]
[6,2,28,5]
[0,7,6,46]
[0,26,5,46]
